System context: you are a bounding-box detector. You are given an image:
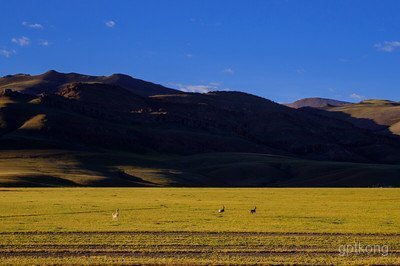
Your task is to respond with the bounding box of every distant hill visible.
[1,71,400,187]
[286,97,351,108]
[325,99,400,135]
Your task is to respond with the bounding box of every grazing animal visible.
[112,209,119,220]
[218,206,225,213]
[250,206,256,214]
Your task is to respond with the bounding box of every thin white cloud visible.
[39,40,50,46]
[374,41,400,52]
[105,20,116,28]
[223,68,234,75]
[182,85,213,93]
[295,68,306,74]
[185,53,193,59]
[0,49,16,58]
[349,93,365,100]
[22,21,43,29]
[171,82,226,93]
[11,36,30,47]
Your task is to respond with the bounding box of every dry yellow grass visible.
[0,188,399,265]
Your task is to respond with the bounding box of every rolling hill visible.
[1,71,400,187]
[326,100,400,135]
[286,97,350,108]
[0,70,180,96]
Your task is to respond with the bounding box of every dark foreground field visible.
[1,231,399,265]
[0,188,399,265]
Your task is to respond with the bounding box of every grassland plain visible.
[0,188,400,265]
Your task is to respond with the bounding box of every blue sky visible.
[1,0,400,103]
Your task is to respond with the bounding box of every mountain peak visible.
[107,73,136,82]
[40,70,64,79]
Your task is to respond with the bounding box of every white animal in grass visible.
[218,206,225,213]
[112,209,119,220]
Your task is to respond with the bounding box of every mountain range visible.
[1,70,400,187]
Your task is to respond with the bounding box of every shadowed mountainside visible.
[1,71,400,187]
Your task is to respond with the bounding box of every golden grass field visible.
[0,188,400,265]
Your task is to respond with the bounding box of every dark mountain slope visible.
[0,91,269,154]
[57,82,150,112]
[2,90,398,162]
[1,72,400,163]
[151,92,400,163]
